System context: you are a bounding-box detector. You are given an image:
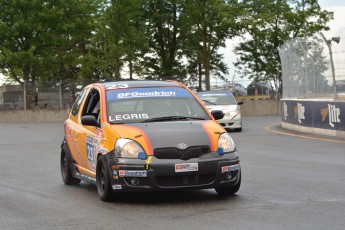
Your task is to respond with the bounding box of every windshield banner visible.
[107,87,192,100]
[198,92,232,97]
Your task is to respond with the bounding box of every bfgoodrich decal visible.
[107,87,192,101]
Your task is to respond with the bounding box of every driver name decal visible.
[109,113,149,122]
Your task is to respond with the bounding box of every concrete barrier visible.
[239,99,281,116]
[0,100,282,123]
[281,99,345,138]
[0,109,70,123]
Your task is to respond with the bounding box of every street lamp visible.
[320,32,340,98]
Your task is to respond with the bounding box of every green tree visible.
[182,0,241,91]
[140,0,187,81]
[0,0,100,108]
[92,0,148,81]
[234,0,333,95]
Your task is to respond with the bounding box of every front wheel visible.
[215,173,241,196]
[60,149,81,185]
[96,155,113,201]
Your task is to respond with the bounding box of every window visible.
[106,87,209,124]
[71,87,89,117]
[82,88,101,121]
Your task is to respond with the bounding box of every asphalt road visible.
[0,116,344,230]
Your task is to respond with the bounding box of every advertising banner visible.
[281,100,345,131]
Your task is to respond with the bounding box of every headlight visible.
[217,133,236,153]
[229,110,240,116]
[114,139,146,159]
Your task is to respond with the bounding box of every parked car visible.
[247,81,274,96]
[221,83,247,96]
[61,80,241,201]
[197,91,243,132]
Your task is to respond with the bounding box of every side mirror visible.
[81,115,99,127]
[237,101,244,105]
[211,110,224,120]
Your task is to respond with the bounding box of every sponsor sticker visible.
[118,170,147,177]
[199,93,228,97]
[175,163,198,172]
[109,113,149,122]
[107,87,193,101]
[221,164,239,173]
[118,91,176,99]
[112,185,122,190]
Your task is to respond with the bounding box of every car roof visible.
[101,80,182,90]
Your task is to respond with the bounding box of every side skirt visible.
[71,163,97,185]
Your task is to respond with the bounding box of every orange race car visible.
[60,80,241,201]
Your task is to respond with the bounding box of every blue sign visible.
[197,92,233,97]
[107,87,193,101]
[281,100,345,131]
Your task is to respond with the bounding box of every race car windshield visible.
[106,87,210,124]
[197,92,236,105]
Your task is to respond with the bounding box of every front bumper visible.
[217,115,242,129]
[107,151,240,192]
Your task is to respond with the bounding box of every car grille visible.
[220,123,234,127]
[156,173,215,187]
[154,146,211,160]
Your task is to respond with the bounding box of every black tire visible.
[215,172,241,196]
[60,149,81,185]
[96,155,113,201]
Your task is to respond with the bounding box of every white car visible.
[197,91,243,132]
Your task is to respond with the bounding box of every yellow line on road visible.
[264,123,345,144]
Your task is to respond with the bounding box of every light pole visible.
[320,32,340,98]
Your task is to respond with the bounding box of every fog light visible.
[131,177,140,186]
[225,172,232,180]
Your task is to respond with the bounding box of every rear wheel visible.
[96,155,113,201]
[215,173,241,196]
[60,149,81,185]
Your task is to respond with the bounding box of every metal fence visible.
[0,77,254,110]
[0,79,95,110]
[278,30,345,100]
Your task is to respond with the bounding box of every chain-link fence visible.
[0,79,95,110]
[278,30,345,100]
[1,77,255,110]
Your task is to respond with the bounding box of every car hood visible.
[205,105,238,112]
[110,120,224,154]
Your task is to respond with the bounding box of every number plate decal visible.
[175,163,198,172]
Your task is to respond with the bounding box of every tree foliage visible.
[234,0,333,94]
[182,0,241,90]
[0,0,334,97]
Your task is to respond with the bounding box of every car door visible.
[77,87,103,176]
[65,87,91,171]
